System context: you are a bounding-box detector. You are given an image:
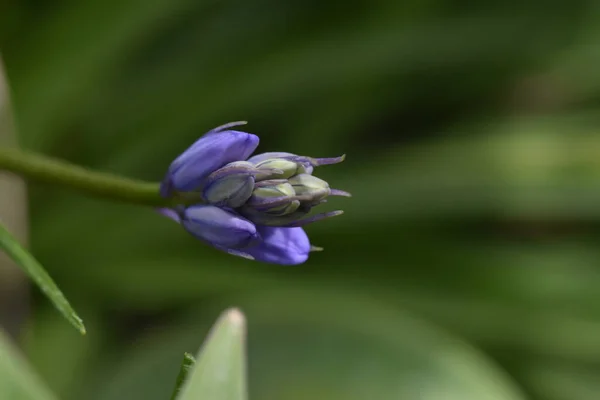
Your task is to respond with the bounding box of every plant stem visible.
[169,353,196,400]
[0,147,191,207]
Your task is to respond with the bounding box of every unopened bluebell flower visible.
[159,122,350,265]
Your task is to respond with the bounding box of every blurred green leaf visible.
[5,0,200,151]
[178,308,247,400]
[24,304,104,399]
[89,287,525,400]
[0,329,57,400]
[0,221,85,334]
[519,361,600,400]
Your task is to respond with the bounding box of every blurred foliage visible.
[3,0,600,399]
[0,329,56,400]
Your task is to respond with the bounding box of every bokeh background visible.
[2,1,600,399]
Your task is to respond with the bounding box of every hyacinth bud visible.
[254,180,294,198]
[247,180,300,216]
[160,122,259,197]
[201,161,257,208]
[254,158,307,180]
[181,205,259,249]
[288,174,331,204]
[159,122,351,264]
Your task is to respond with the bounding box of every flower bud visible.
[248,180,300,216]
[201,161,257,208]
[158,122,350,264]
[288,174,331,204]
[181,205,258,249]
[160,122,259,197]
[254,180,295,198]
[254,158,307,180]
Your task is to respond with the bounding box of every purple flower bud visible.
[181,205,259,249]
[158,122,350,265]
[161,122,259,196]
[244,227,310,265]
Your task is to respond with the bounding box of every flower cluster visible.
[159,122,349,265]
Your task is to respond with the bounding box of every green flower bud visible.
[243,180,301,216]
[288,174,331,204]
[202,161,256,208]
[255,158,307,180]
[254,181,295,198]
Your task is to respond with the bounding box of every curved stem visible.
[0,147,188,207]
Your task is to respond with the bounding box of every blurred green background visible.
[2,1,600,399]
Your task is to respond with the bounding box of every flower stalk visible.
[0,121,350,265]
[0,147,195,207]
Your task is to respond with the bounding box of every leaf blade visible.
[178,308,247,400]
[0,328,58,400]
[0,221,85,334]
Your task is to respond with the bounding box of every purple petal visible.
[245,227,310,265]
[282,210,344,227]
[330,189,352,197]
[308,154,346,166]
[213,245,255,260]
[206,121,248,134]
[283,154,345,168]
[157,207,181,223]
[161,127,259,196]
[181,205,259,249]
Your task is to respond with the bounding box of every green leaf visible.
[90,287,525,400]
[0,329,58,400]
[521,361,600,400]
[0,221,85,334]
[177,308,247,400]
[169,353,196,400]
[24,305,104,398]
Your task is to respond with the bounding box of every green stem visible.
[0,147,191,207]
[170,353,196,400]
